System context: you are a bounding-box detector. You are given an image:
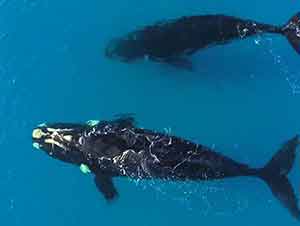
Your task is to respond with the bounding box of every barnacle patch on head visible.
[32,126,75,151]
[32,129,45,139]
[63,135,72,142]
[45,138,66,150]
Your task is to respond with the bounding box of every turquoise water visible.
[2,0,300,225]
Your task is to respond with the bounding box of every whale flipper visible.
[164,57,194,71]
[259,135,300,220]
[94,174,119,201]
[113,114,136,128]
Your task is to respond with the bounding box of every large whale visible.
[32,116,300,220]
[105,13,300,69]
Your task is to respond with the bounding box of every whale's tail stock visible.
[257,135,300,220]
[282,12,300,54]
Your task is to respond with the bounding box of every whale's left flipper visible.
[259,135,300,220]
[164,57,194,71]
[94,174,119,201]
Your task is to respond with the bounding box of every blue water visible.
[2,0,300,225]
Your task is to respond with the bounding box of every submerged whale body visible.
[32,116,300,220]
[105,13,300,69]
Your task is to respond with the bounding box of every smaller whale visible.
[105,13,300,70]
[32,116,300,220]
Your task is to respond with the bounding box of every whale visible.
[105,13,300,70]
[32,116,300,220]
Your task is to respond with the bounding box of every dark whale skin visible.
[32,117,300,220]
[105,13,300,69]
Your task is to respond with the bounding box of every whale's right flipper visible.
[112,113,137,128]
[94,174,119,201]
[259,135,300,220]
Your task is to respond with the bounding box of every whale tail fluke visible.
[259,135,300,220]
[282,12,300,54]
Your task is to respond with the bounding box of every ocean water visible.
[1,0,300,225]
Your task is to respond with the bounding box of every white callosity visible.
[32,128,47,139]
[32,127,75,151]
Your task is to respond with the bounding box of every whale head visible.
[105,35,145,62]
[32,122,88,165]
